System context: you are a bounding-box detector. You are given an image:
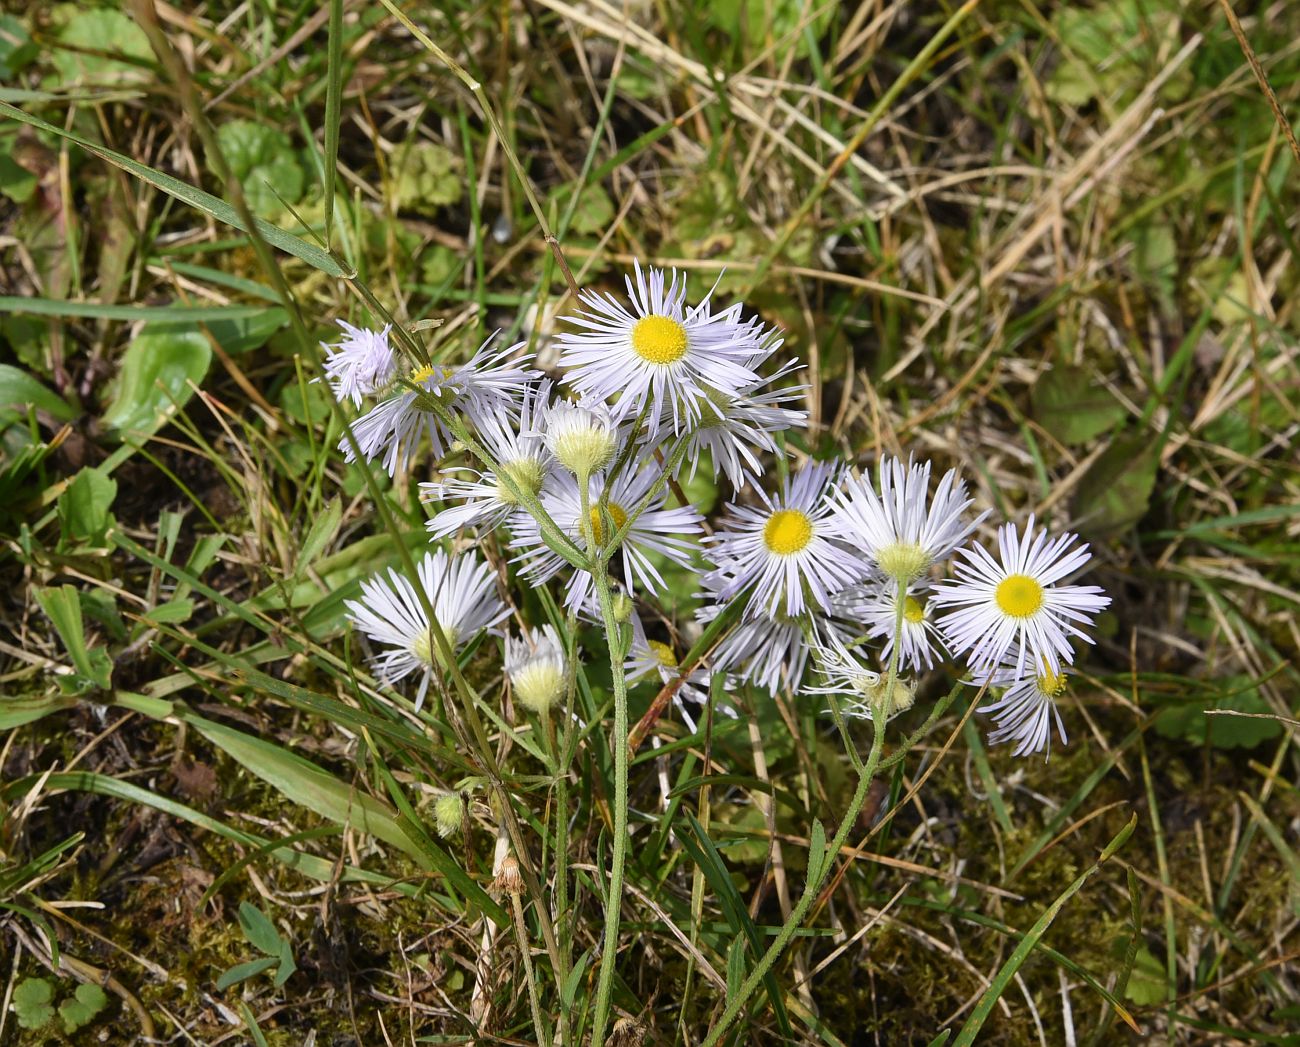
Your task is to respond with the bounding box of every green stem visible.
[588,558,631,1047]
[702,720,887,1047]
[510,891,553,1047]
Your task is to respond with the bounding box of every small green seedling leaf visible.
[13,976,55,1029]
[58,466,117,546]
[58,982,108,1033]
[1123,944,1167,1006]
[1031,365,1125,446]
[238,901,284,957]
[273,938,297,988]
[393,141,462,214]
[101,325,211,439]
[34,584,111,690]
[216,121,305,218]
[296,497,342,575]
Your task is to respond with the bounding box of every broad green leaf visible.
[1071,434,1159,532]
[273,938,297,988]
[13,976,55,1030]
[1123,944,1167,1005]
[0,363,75,421]
[1153,677,1283,749]
[0,15,38,80]
[0,102,345,277]
[393,141,462,214]
[50,5,151,87]
[1031,366,1125,446]
[101,325,211,439]
[58,983,108,1034]
[201,308,288,355]
[217,120,305,217]
[709,0,833,59]
[567,184,614,235]
[58,466,117,546]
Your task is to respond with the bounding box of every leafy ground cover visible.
[2,0,1299,1043]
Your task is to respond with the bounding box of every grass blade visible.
[0,101,345,277]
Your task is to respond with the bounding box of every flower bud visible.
[434,792,463,839]
[506,626,568,717]
[544,401,617,478]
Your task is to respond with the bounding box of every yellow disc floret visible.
[763,509,814,556]
[1036,666,1068,697]
[589,502,629,544]
[995,574,1044,618]
[648,640,678,669]
[631,315,689,365]
[902,595,925,624]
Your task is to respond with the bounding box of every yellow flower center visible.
[763,508,814,556]
[630,314,688,365]
[1037,667,1068,697]
[995,574,1044,618]
[648,640,678,669]
[902,595,925,624]
[588,501,628,544]
[410,363,454,384]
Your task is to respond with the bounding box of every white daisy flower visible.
[828,456,987,583]
[805,632,915,722]
[695,564,838,696]
[421,380,552,537]
[543,398,618,478]
[834,579,946,672]
[341,335,539,477]
[345,548,509,711]
[509,466,703,612]
[556,261,768,435]
[931,515,1110,677]
[505,624,568,716]
[660,361,807,491]
[318,320,398,405]
[975,657,1072,759]
[703,461,862,618]
[625,616,725,732]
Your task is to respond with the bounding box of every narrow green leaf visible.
[0,296,284,322]
[185,714,431,868]
[0,692,79,730]
[216,956,278,991]
[296,496,341,575]
[58,466,116,545]
[323,0,344,244]
[0,102,346,276]
[952,815,1137,1047]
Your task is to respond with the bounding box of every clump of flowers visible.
[336,265,1109,758]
